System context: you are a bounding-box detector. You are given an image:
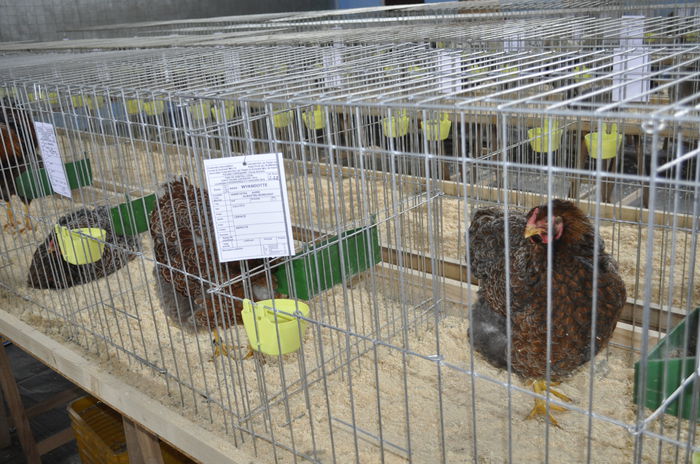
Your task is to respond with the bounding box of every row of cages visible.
[1,6,700,463]
[12,15,700,55]
[199,15,700,51]
[1,45,699,113]
[57,1,700,43]
[1,82,699,462]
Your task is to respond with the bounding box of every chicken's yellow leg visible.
[209,328,254,362]
[19,203,33,233]
[525,379,572,427]
[3,205,20,230]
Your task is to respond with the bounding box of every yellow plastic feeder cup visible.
[585,125,622,160]
[28,91,58,104]
[54,225,107,265]
[125,99,143,115]
[302,107,325,130]
[272,110,293,128]
[29,91,57,104]
[71,95,85,108]
[381,114,409,138]
[71,96,104,110]
[422,114,452,141]
[191,101,212,122]
[144,100,165,116]
[242,299,310,356]
[574,66,593,82]
[528,123,563,153]
[211,102,236,121]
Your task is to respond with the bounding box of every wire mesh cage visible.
[0,34,698,464]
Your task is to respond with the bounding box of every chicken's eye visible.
[530,234,543,244]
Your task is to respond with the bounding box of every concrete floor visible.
[0,342,83,464]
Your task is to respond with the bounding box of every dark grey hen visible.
[27,206,139,289]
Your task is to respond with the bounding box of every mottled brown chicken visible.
[1,100,39,232]
[149,177,277,361]
[468,199,626,426]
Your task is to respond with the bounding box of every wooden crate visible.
[67,396,193,464]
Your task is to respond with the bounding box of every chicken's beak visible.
[524,224,544,238]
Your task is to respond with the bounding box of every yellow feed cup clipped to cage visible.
[574,66,593,82]
[585,124,622,159]
[71,96,104,110]
[242,299,310,356]
[54,225,107,265]
[381,113,409,138]
[528,121,563,153]
[125,99,143,115]
[422,114,452,141]
[143,100,165,117]
[302,106,325,130]
[191,101,212,122]
[28,91,58,104]
[272,110,293,128]
[211,102,236,121]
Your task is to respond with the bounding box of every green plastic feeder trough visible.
[634,307,699,420]
[14,158,92,201]
[110,194,157,236]
[275,225,381,301]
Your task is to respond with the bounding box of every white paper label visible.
[33,122,71,198]
[504,33,524,52]
[203,153,294,261]
[612,49,651,102]
[620,15,645,48]
[322,46,343,88]
[438,50,462,94]
[224,51,241,84]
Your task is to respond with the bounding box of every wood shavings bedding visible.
[1,215,695,463]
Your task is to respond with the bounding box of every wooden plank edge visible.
[0,388,10,448]
[36,427,74,456]
[0,343,40,463]
[0,310,254,464]
[124,417,165,464]
[25,387,83,420]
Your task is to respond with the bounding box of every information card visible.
[203,153,294,261]
[33,122,72,198]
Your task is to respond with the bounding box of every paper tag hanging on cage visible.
[322,45,343,88]
[620,15,645,48]
[203,153,294,261]
[224,50,241,84]
[33,122,72,198]
[611,49,651,102]
[437,50,462,94]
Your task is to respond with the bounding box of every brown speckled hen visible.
[1,100,39,232]
[468,199,626,426]
[149,177,277,361]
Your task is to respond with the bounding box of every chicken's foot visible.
[209,328,254,362]
[3,205,20,231]
[525,379,572,427]
[3,202,33,232]
[18,203,33,233]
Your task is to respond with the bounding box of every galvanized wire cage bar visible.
[0,40,698,463]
